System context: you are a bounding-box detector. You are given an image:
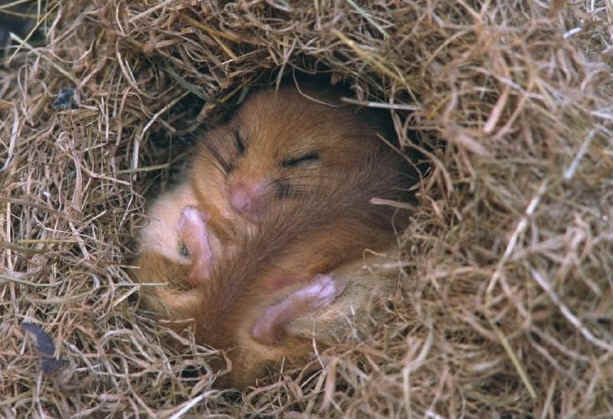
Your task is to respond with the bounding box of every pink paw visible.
[178,206,213,286]
[291,274,343,310]
[251,274,345,345]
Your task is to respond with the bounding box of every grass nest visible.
[1,0,612,417]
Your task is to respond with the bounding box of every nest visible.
[1,0,612,417]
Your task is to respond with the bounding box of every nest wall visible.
[1,0,612,417]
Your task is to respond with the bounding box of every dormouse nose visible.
[228,179,271,219]
[229,182,253,214]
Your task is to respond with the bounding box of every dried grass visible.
[1,0,612,417]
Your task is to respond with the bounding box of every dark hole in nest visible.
[127,289,140,304]
[180,364,208,380]
[0,1,46,58]
[221,389,242,404]
[384,300,396,311]
[501,413,531,419]
[138,129,197,200]
[529,331,542,344]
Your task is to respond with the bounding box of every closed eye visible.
[235,131,246,155]
[281,151,320,168]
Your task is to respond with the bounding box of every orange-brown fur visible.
[134,83,416,387]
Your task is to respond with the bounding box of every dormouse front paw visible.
[178,206,214,286]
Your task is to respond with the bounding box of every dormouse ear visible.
[251,274,345,345]
[178,206,213,286]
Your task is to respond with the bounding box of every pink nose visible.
[229,182,254,214]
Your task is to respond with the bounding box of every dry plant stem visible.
[490,321,537,399]
[563,129,596,180]
[0,107,19,172]
[9,33,79,84]
[341,97,420,111]
[168,391,217,419]
[530,269,613,352]
[486,178,549,298]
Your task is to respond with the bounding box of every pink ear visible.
[178,206,213,286]
[251,274,345,345]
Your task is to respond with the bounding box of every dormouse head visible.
[199,84,394,222]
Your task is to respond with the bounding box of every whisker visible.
[272,179,316,199]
